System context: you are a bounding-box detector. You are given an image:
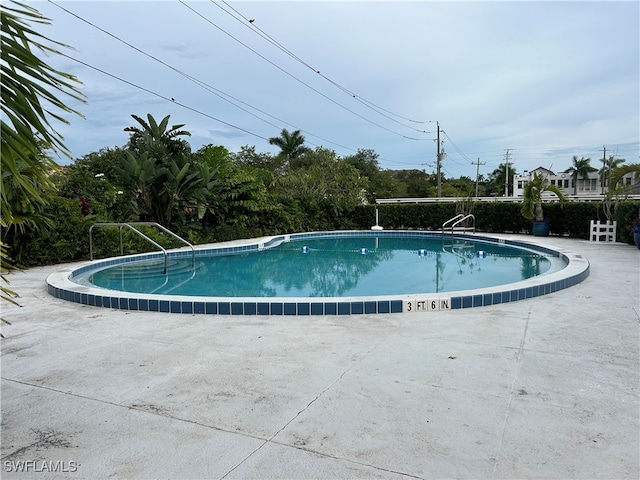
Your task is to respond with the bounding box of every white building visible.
[512,166,637,199]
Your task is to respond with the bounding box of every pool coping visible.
[45,230,590,315]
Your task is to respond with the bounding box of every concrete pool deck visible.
[1,234,638,479]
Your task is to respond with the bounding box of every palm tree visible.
[599,156,626,189]
[487,163,518,196]
[1,1,84,228]
[566,156,592,195]
[1,1,84,333]
[609,163,640,190]
[521,172,566,222]
[268,128,309,159]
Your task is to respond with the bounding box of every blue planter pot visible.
[532,221,550,237]
[634,230,640,249]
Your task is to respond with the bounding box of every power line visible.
[215,0,432,129]
[179,0,428,141]
[45,0,363,154]
[58,50,401,168]
[441,130,473,164]
[57,52,270,142]
[47,12,411,166]
[45,0,431,165]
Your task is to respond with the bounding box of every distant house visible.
[512,166,637,198]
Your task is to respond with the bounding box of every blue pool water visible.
[83,236,564,297]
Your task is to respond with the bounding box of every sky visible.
[25,0,640,180]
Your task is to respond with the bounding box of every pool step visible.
[97,259,197,280]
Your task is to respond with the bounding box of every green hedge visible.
[6,198,639,268]
[5,196,91,266]
[349,203,458,231]
[347,200,640,244]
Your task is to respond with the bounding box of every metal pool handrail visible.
[89,222,195,274]
[442,214,475,235]
[442,214,464,233]
[128,222,195,268]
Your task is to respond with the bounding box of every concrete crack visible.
[491,307,531,478]
[221,329,401,479]
[0,377,269,442]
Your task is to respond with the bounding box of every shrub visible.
[7,196,91,266]
[9,199,640,268]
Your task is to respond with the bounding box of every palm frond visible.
[609,163,640,188]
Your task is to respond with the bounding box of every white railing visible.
[89,222,194,274]
[442,214,475,235]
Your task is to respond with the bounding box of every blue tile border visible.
[205,302,217,314]
[231,302,243,315]
[297,303,310,316]
[271,303,283,315]
[338,302,350,315]
[47,230,590,316]
[311,303,323,315]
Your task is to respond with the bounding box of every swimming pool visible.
[46,231,590,315]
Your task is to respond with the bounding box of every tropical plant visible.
[53,149,129,219]
[486,163,518,197]
[124,113,191,157]
[117,149,210,229]
[194,145,267,227]
[0,242,17,337]
[521,172,566,222]
[599,156,627,188]
[268,128,310,160]
[390,169,432,197]
[343,148,408,202]
[1,1,84,333]
[274,147,367,229]
[609,163,640,191]
[233,144,285,177]
[119,114,203,229]
[1,1,84,227]
[566,156,592,195]
[2,142,56,232]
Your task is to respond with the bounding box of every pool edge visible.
[46,231,590,315]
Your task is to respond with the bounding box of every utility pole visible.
[436,121,442,197]
[472,158,485,197]
[600,145,607,190]
[504,149,512,197]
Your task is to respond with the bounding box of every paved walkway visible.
[1,235,638,479]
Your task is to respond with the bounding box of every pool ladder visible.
[89,222,194,274]
[442,214,475,235]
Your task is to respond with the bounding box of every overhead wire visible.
[45,0,362,154]
[38,2,640,175]
[441,130,473,165]
[179,0,428,141]
[56,52,270,141]
[44,0,442,169]
[214,0,433,131]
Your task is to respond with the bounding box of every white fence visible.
[589,220,617,243]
